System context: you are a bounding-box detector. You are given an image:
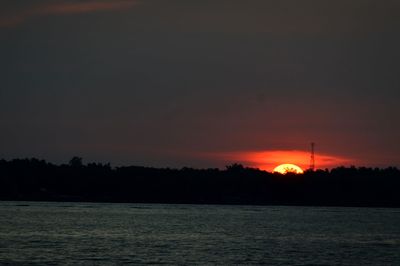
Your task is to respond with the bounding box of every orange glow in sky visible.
[211,150,353,172]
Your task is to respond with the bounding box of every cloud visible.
[38,1,139,15]
[0,0,138,28]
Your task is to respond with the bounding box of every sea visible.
[0,201,399,265]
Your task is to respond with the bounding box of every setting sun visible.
[273,164,304,174]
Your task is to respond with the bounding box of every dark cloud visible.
[0,0,399,168]
[0,0,138,27]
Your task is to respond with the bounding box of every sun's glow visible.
[207,150,354,171]
[273,163,304,174]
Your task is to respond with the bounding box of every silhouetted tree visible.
[69,157,83,168]
[0,158,399,207]
[226,163,245,172]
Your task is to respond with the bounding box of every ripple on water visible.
[0,202,399,265]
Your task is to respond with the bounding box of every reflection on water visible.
[0,201,399,265]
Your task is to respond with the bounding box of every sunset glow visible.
[209,150,353,172]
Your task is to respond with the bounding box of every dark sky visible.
[1,0,399,170]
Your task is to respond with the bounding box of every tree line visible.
[0,157,399,207]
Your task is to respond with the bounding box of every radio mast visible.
[310,142,315,171]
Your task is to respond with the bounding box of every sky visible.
[1,0,399,171]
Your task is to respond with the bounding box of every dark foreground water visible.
[0,202,399,265]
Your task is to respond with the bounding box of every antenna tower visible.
[310,142,315,171]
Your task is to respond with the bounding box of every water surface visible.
[0,201,399,265]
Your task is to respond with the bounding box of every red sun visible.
[272,164,304,174]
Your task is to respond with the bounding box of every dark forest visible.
[1,157,399,207]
